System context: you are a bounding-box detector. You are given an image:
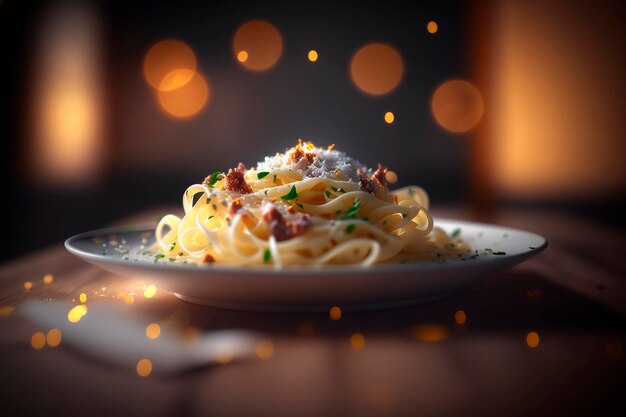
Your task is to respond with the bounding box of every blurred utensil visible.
[20,300,262,374]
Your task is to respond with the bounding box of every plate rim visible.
[64,218,548,277]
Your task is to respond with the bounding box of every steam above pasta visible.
[154,140,468,266]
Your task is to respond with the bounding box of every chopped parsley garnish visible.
[331,186,346,193]
[492,251,507,255]
[451,228,461,238]
[212,204,217,210]
[208,215,214,220]
[343,198,361,219]
[264,190,269,195]
[345,224,356,234]
[257,171,270,179]
[325,190,332,198]
[169,242,176,252]
[280,185,298,200]
[263,248,271,263]
[178,252,184,256]
[272,174,277,183]
[169,258,176,262]
[295,202,304,209]
[207,171,223,187]
[154,254,165,259]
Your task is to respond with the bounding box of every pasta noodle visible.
[154,141,468,266]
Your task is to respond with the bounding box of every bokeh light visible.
[79,292,87,303]
[158,70,210,118]
[46,328,62,347]
[329,306,342,320]
[384,111,395,124]
[233,20,283,71]
[146,323,161,339]
[256,340,274,359]
[143,40,197,91]
[308,50,318,62]
[24,281,33,290]
[385,170,398,184]
[43,274,54,284]
[237,50,248,62]
[136,358,152,377]
[526,331,540,348]
[0,306,15,316]
[431,79,484,133]
[349,43,404,96]
[427,21,438,34]
[411,324,450,342]
[31,332,46,349]
[454,310,467,324]
[350,333,365,350]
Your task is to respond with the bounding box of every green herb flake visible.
[263,248,271,263]
[492,251,507,255]
[295,202,304,209]
[264,190,269,196]
[208,215,214,220]
[169,258,176,262]
[451,228,461,238]
[345,224,356,234]
[154,254,165,259]
[257,171,270,179]
[206,197,211,204]
[178,252,184,256]
[212,204,217,210]
[208,171,223,187]
[280,185,298,200]
[272,174,277,183]
[325,190,332,198]
[169,242,176,252]
[343,198,361,219]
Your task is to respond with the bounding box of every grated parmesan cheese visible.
[256,144,370,181]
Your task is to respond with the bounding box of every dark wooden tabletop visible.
[1,207,625,417]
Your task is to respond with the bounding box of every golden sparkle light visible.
[350,333,365,350]
[67,304,88,323]
[136,358,153,377]
[384,111,395,124]
[146,323,161,339]
[143,284,157,298]
[233,20,283,71]
[46,328,62,347]
[385,170,398,184]
[526,331,540,348]
[329,306,342,321]
[24,281,33,290]
[349,43,404,96]
[427,21,438,34]
[79,292,87,303]
[431,79,484,133]
[31,332,46,349]
[308,50,318,62]
[43,274,54,284]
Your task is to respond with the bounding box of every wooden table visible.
[1,207,625,417]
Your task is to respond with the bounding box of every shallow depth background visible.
[1,0,624,261]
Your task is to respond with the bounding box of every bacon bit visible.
[327,144,335,151]
[224,163,253,194]
[287,205,296,214]
[203,254,215,264]
[359,163,389,194]
[373,163,388,185]
[227,199,243,217]
[289,138,316,164]
[262,203,313,241]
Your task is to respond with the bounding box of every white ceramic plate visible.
[65,219,546,312]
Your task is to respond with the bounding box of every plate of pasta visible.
[66,141,546,311]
